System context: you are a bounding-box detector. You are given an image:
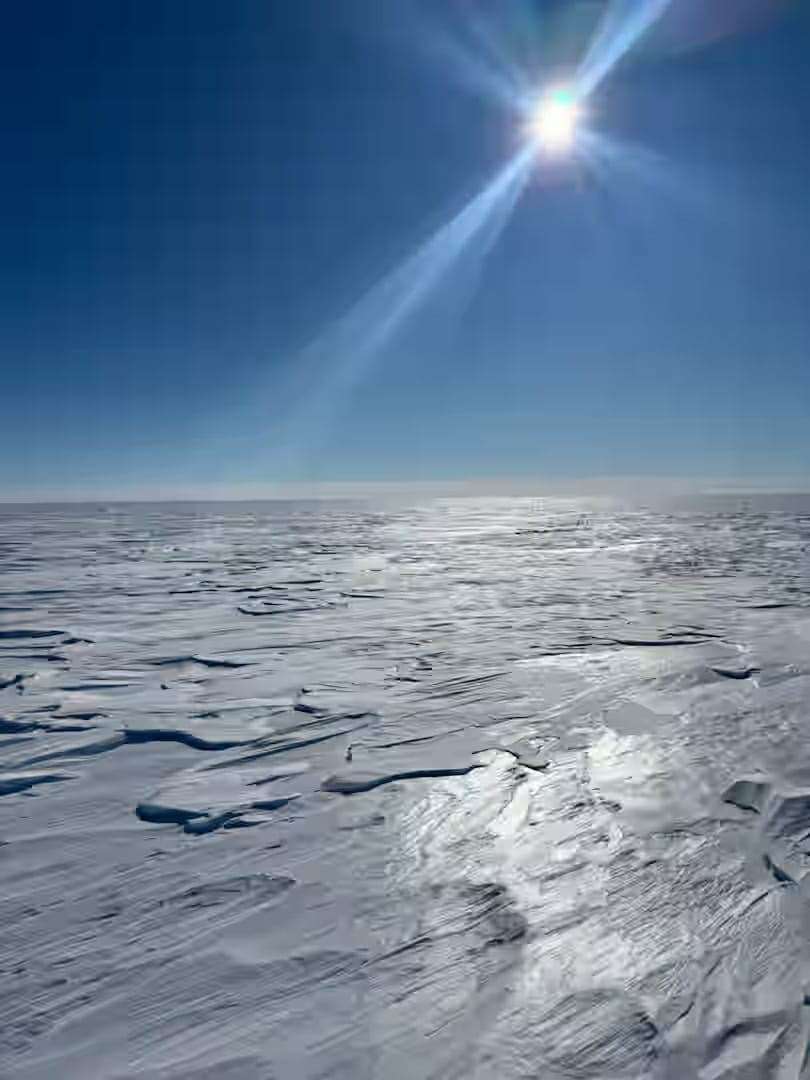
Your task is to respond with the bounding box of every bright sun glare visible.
[527,87,582,156]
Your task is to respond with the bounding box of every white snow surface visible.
[3,495,810,1078]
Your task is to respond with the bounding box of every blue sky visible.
[2,0,809,499]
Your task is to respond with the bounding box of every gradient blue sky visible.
[2,0,809,499]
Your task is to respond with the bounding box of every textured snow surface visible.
[3,496,810,1078]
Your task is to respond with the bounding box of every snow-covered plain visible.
[3,495,810,1078]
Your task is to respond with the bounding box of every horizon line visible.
[2,475,810,505]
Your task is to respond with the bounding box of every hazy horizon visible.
[3,474,810,506]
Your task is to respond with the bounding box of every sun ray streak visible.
[414,9,530,112]
[458,4,536,102]
[576,0,673,98]
[421,32,524,110]
[321,145,534,376]
[272,145,536,471]
[580,130,717,213]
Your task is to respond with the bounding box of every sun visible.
[527,87,582,156]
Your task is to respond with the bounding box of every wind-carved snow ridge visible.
[3,495,810,1077]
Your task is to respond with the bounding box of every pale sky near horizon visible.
[2,0,809,499]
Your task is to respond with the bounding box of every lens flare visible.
[527,87,582,155]
[577,0,673,97]
[269,146,536,472]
